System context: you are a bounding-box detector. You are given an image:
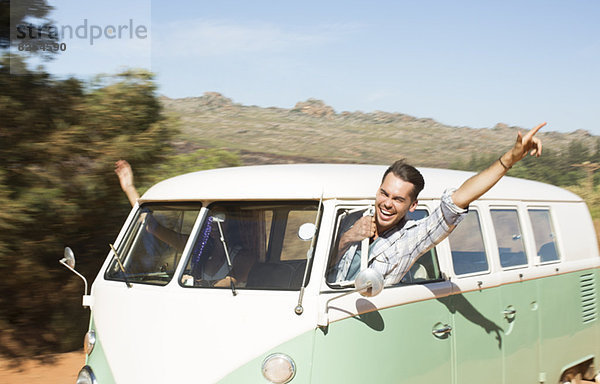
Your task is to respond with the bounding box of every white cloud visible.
[25,0,153,76]
[151,19,358,59]
[365,90,393,103]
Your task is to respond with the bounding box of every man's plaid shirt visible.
[333,188,467,285]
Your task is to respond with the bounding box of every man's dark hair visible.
[382,159,425,202]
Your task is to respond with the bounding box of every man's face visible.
[375,173,418,233]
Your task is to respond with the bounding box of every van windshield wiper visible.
[212,214,237,296]
[109,244,132,288]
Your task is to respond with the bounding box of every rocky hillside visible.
[160,92,597,167]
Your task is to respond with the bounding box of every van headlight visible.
[83,330,96,355]
[76,366,97,384]
[261,353,296,383]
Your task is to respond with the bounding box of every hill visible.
[160,92,598,167]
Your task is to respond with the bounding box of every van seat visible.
[538,242,558,262]
[499,251,527,267]
[451,251,488,275]
[401,262,429,284]
[246,260,307,290]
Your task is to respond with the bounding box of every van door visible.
[311,205,453,383]
[491,207,540,383]
[499,280,539,382]
[448,208,504,384]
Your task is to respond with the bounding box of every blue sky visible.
[25,0,600,134]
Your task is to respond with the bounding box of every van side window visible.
[490,209,528,268]
[326,206,370,285]
[327,207,442,286]
[528,209,560,262]
[448,210,489,275]
[400,209,443,284]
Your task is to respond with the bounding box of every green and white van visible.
[63,164,600,383]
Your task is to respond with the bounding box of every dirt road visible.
[0,351,82,384]
[1,351,599,383]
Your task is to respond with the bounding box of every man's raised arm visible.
[451,122,545,209]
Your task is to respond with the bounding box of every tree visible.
[0,60,175,357]
[1,0,58,60]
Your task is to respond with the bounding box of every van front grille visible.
[580,273,597,324]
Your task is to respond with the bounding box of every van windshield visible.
[105,204,201,286]
[180,202,319,290]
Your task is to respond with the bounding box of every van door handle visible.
[432,324,452,337]
[503,306,517,320]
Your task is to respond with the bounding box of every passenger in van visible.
[329,122,545,285]
[185,209,259,288]
[115,159,187,249]
[114,160,256,287]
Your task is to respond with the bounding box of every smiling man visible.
[329,122,545,285]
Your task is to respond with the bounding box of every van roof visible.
[140,164,581,203]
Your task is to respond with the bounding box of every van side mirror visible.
[61,246,76,269]
[318,269,384,327]
[59,247,93,308]
[297,223,316,241]
[354,268,384,297]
